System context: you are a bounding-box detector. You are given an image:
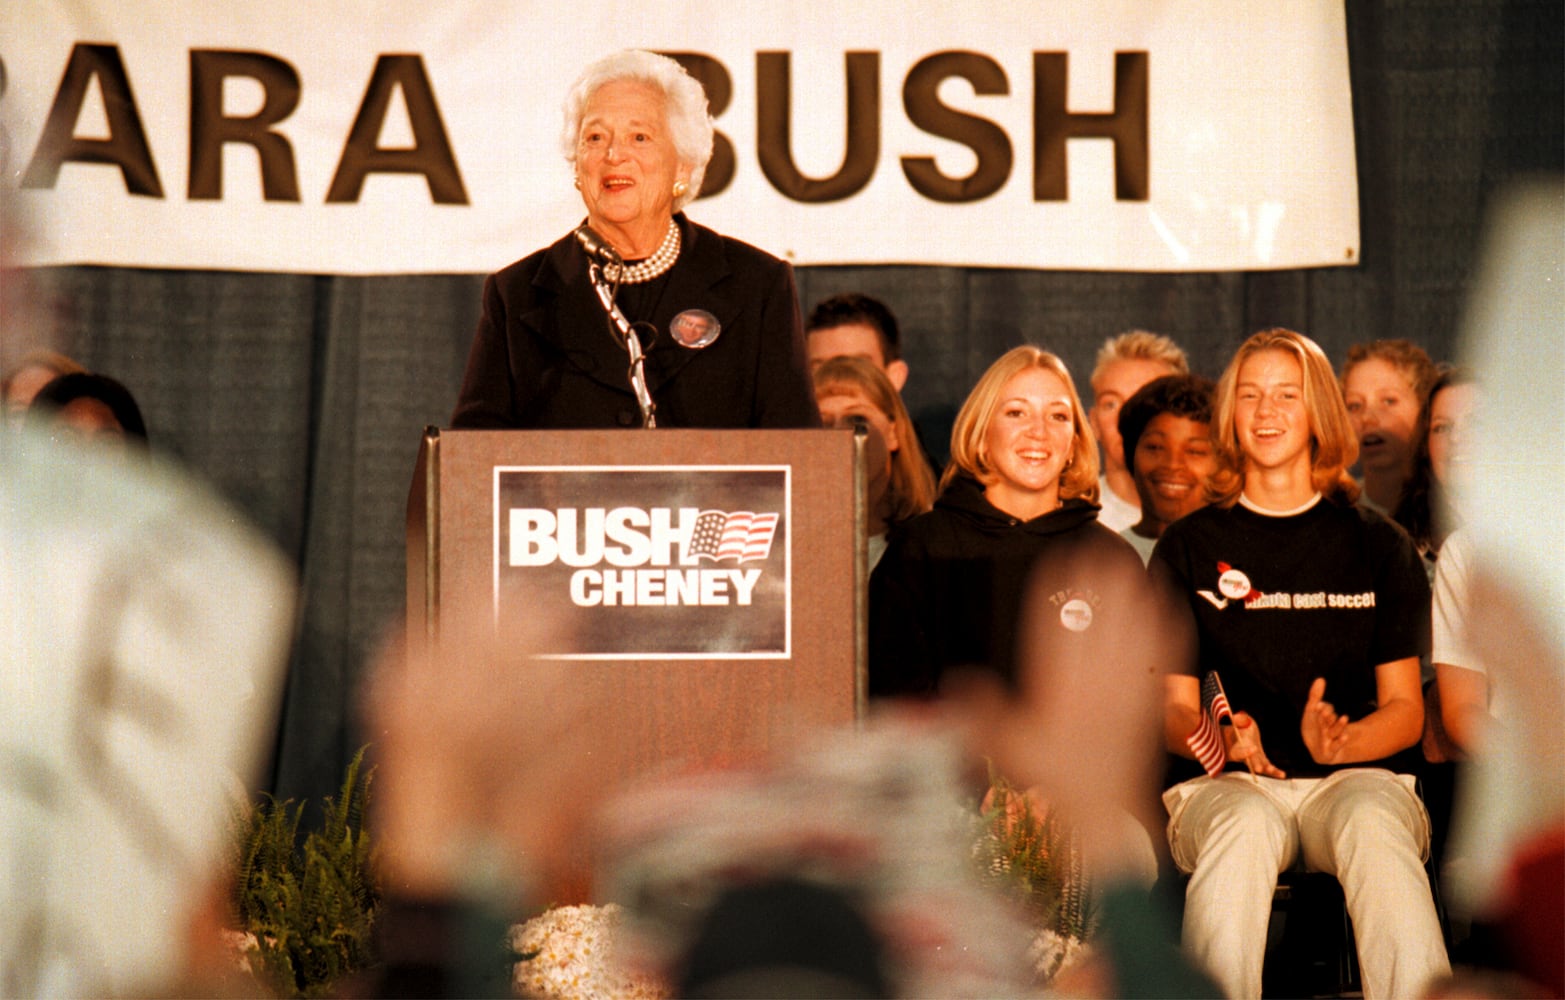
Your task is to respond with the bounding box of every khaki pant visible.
[1164,769,1450,999]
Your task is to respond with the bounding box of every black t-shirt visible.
[1150,495,1430,777]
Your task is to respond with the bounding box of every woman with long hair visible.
[1153,329,1449,999]
[812,357,935,569]
[1421,366,1489,755]
[1393,366,1476,564]
[1116,373,1218,563]
[868,345,1143,700]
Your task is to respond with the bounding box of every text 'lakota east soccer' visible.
[494,466,790,659]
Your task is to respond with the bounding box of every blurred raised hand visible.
[363,589,619,901]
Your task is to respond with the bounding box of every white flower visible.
[510,903,666,1000]
[221,929,257,975]
[1028,927,1093,984]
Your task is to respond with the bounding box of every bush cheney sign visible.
[0,2,1358,273]
[495,466,790,659]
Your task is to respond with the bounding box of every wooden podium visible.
[407,427,865,796]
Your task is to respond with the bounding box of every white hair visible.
[560,50,715,212]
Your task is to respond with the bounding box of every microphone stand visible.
[585,260,657,429]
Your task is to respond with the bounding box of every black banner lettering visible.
[661,52,734,199]
[21,43,163,197]
[0,56,9,175]
[900,51,1012,203]
[325,54,467,205]
[757,50,879,203]
[1033,51,1149,202]
[188,50,302,202]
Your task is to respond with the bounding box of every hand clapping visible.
[1300,676,1352,764]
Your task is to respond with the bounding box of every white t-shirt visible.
[1095,475,1139,532]
[1119,526,1157,566]
[1431,528,1486,680]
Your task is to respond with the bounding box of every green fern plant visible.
[231,747,379,998]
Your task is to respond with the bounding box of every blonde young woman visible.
[812,357,935,570]
[868,345,1144,700]
[1153,329,1449,1000]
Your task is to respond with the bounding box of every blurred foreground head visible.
[0,429,295,995]
[0,110,298,997]
[1453,178,1565,665]
[1439,178,1564,998]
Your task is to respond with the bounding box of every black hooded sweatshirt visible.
[868,473,1145,698]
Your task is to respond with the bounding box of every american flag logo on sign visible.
[689,510,780,563]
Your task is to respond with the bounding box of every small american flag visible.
[689,510,780,563]
[1187,671,1234,778]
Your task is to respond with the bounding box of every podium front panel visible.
[409,428,861,789]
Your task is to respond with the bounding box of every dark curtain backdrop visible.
[27,1,1562,805]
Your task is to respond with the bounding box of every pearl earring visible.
[673,180,689,198]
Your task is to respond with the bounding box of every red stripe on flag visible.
[1187,672,1234,778]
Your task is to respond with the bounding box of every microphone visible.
[574,224,623,266]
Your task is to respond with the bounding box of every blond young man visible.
[1087,330,1188,531]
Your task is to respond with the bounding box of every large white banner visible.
[0,2,1359,275]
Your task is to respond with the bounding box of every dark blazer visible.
[451,215,820,429]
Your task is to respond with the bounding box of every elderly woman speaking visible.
[451,50,819,430]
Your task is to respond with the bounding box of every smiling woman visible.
[868,346,1145,699]
[1394,367,1478,560]
[1115,373,1216,562]
[450,50,819,430]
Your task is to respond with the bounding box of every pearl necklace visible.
[604,221,681,284]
